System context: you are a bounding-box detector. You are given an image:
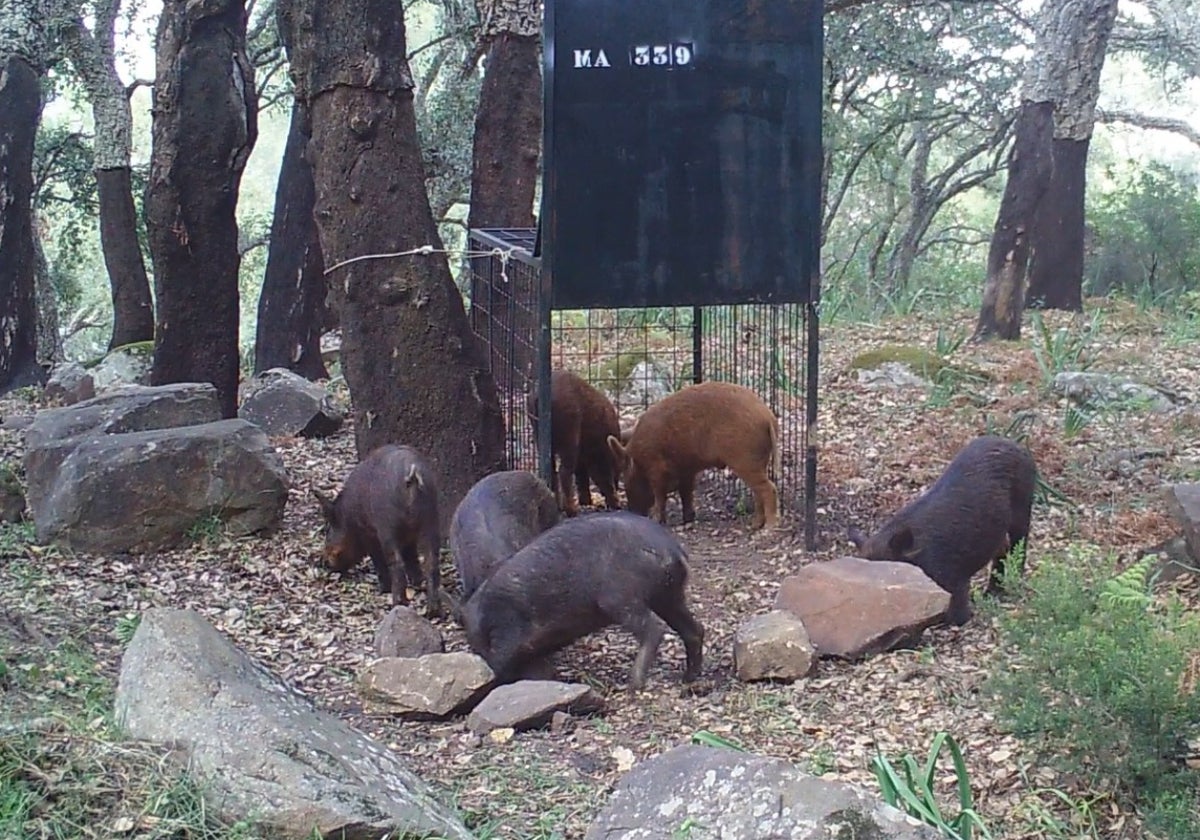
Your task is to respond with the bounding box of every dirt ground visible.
[2,300,1198,838]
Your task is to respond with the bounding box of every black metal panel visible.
[542,0,823,310]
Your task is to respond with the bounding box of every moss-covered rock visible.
[848,344,992,384]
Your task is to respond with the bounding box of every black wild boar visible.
[313,444,443,617]
[608,381,781,529]
[449,470,562,602]
[848,434,1036,626]
[526,369,623,515]
[460,511,705,690]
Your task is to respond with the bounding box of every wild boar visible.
[527,369,623,515]
[848,434,1036,626]
[607,381,781,529]
[460,511,705,690]
[313,444,443,617]
[449,470,562,602]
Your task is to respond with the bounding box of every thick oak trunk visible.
[975,102,1054,341]
[0,55,44,392]
[98,166,155,346]
[253,97,330,379]
[1025,137,1088,311]
[282,0,506,532]
[145,0,257,418]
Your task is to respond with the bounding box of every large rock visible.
[1166,484,1200,564]
[31,419,289,553]
[90,341,154,391]
[733,610,816,682]
[774,557,950,659]
[1053,371,1175,412]
[466,680,605,735]
[585,743,940,839]
[25,382,221,451]
[43,362,95,405]
[357,653,495,719]
[238,367,343,438]
[617,360,674,407]
[115,608,471,840]
[374,606,445,659]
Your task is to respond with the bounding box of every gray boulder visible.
[467,680,605,735]
[25,382,221,451]
[115,608,472,840]
[374,606,445,659]
[43,362,95,405]
[616,360,674,408]
[1053,371,1175,412]
[90,342,153,391]
[357,652,495,719]
[585,744,940,840]
[31,419,289,553]
[1166,484,1200,565]
[238,367,343,438]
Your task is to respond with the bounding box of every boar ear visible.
[405,463,422,488]
[607,434,629,466]
[888,527,916,557]
[847,526,867,550]
[312,489,337,522]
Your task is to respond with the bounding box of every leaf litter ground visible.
[2,299,1199,839]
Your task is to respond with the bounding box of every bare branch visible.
[125,78,154,99]
[1096,108,1200,148]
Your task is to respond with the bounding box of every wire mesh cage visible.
[468,227,818,544]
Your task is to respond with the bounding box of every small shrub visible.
[988,549,1200,838]
[1028,310,1104,385]
[871,731,992,840]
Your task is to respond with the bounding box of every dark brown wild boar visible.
[313,444,443,617]
[449,470,561,602]
[848,434,1036,626]
[607,381,781,529]
[527,369,622,515]
[460,511,704,689]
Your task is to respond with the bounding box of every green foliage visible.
[988,550,1200,838]
[1062,404,1091,439]
[1086,163,1200,303]
[871,731,993,840]
[1028,310,1104,385]
[114,613,142,647]
[0,523,35,560]
[690,730,748,752]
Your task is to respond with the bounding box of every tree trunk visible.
[466,0,541,374]
[253,97,330,379]
[33,225,62,366]
[98,166,155,346]
[56,2,156,349]
[0,47,44,392]
[976,102,1054,340]
[280,0,506,532]
[145,0,258,418]
[976,0,1118,338]
[1025,139,1088,311]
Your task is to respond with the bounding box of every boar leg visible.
[679,474,698,524]
[619,610,667,691]
[370,553,394,595]
[946,582,973,626]
[557,433,582,517]
[381,544,410,606]
[652,597,705,682]
[419,535,443,618]
[590,459,621,510]
[574,463,593,509]
[744,471,780,530]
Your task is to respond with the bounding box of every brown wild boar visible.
[527,369,622,515]
[449,470,562,602]
[313,444,443,617]
[460,511,704,690]
[848,434,1036,626]
[607,381,781,529]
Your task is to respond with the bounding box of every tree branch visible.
[1096,108,1200,148]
